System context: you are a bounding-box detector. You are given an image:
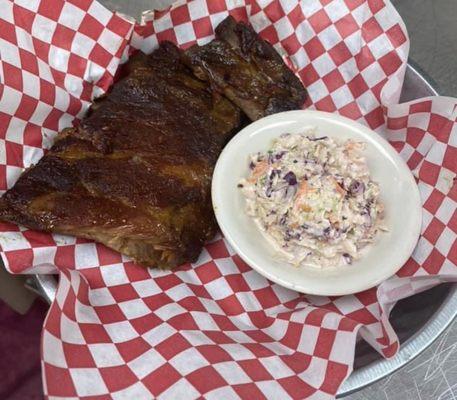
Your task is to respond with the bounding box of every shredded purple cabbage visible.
[348,181,365,195]
[323,227,331,239]
[308,136,328,141]
[270,169,281,179]
[283,171,297,185]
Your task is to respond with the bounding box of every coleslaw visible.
[238,130,385,268]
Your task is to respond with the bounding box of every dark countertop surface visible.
[393,0,457,98]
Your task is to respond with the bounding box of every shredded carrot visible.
[297,180,309,197]
[294,181,316,211]
[330,177,346,196]
[328,213,339,224]
[345,142,356,151]
[248,160,269,183]
[345,141,363,152]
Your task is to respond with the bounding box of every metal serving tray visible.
[20,60,456,398]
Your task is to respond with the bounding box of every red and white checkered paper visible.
[1,0,456,398]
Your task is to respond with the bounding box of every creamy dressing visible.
[238,130,385,268]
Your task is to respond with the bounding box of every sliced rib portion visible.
[183,16,307,121]
[0,42,241,268]
[0,16,307,269]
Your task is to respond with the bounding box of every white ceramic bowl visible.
[212,110,422,296]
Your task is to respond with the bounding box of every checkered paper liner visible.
[0,0,456,398]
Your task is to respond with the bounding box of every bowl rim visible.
[212,109,423,296]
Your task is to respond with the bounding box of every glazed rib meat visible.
[183,16,307,121]
[0,42,241,268]
[0,16,307,269]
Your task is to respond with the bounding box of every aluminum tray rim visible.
[338,284,456,396]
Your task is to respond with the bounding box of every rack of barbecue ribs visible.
[0,16,307,269]
[183,16,307,120]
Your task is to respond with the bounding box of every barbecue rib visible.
[0,42,241,268]
[183,16,307,121]
[0,17,307,269]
